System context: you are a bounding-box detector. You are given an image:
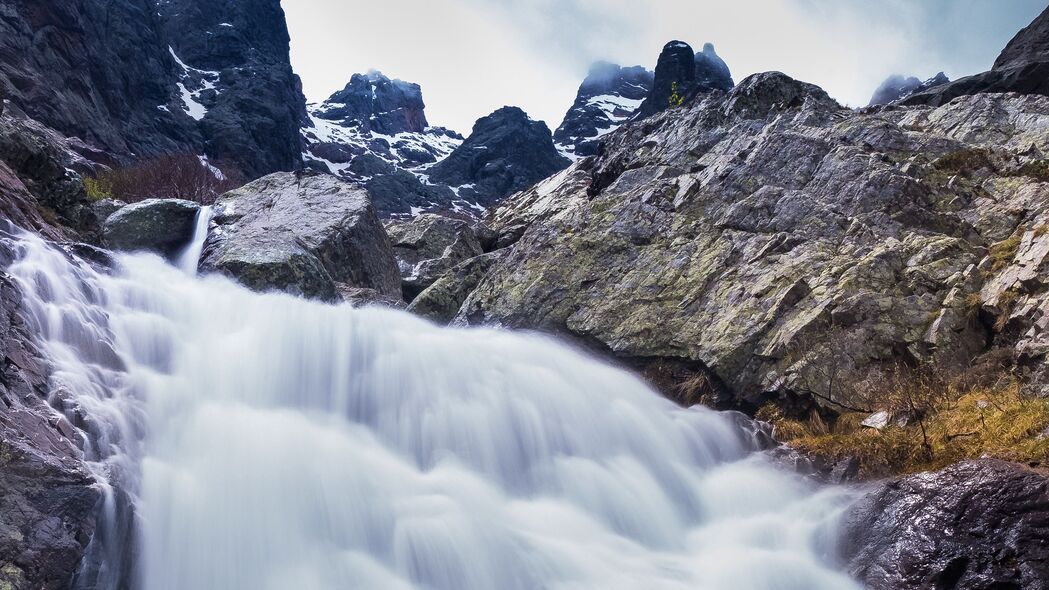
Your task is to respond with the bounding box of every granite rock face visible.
[903,6,1049,106]
[0,0,306,180]
[554,62,654,158]
[427,107,571,208]
[0,232,101,590]
[445,70,1049,410]
[386,214,485,301]
[102,199,200,259]
[843,459,1049,590]
[868,73,950,106]
[200,171,400,302]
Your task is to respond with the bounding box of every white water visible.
[5,228,861,590]
[175,206,212,274]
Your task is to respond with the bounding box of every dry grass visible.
[988,228,1024,274]
[1012,160,1049,183]
[761,376,1049,478]
[932,148,996,177]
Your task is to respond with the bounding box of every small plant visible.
[987,227,1024,274]
[83,176,114,201]
[932,148,996,177]
[669,81,684,108]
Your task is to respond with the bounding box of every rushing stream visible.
[5,219,861,589]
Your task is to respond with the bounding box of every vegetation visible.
[84,153,243,205]
[760,359,1049,477]
[932,147,996,177]
[988,227,1024,274]
[669,82,684,108]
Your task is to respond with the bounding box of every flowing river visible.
[5,219,861,589]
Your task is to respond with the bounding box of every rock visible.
[199,171,400,301]
[386,214,484,301]
[0,0,306,180]
[102,199,200,259]
[860,411,891,430]
[636,41,733,119]
[554,62,654,157]
[868,73,950,107]
[842,459,1049,589]
[0,267,100,590]
[903,7,1049,106]
[451,72,1049,411]
[315,71,429,135]
[409,251,508,324]
[427,106,571,208]
[88,199,128,227]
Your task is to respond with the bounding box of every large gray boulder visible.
[102,198,200,259]
[386,214,483,301]
[199,171,400,302]
[450,72,1049,409]
[408,250,506,324]
[842,459,1049,589]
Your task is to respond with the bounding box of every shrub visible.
[669,82,684,108]
[932,148,996,177]
[988,228,1024,274]
[85,153,244,205]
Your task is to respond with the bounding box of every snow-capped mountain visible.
[554,62,653,158]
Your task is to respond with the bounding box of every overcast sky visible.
[285,0,1046,134]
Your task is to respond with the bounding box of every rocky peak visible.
[636,40,733,119]
[867,72,950,106]
[317,71,429,136]
[994,5,1049,70]
[554,61,654,157]
[427,106,571,208]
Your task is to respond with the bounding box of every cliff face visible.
[0,0,305,180]
[438,72,1049,413]
[554,62,653,158]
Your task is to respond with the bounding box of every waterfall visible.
[5,228,861,590]
[175,206,213,275]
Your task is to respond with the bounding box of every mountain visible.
[636,41,733,119]
[867,72,949,106]
[0,0,306,180]
[553,62,654,158]
[427,106,571,208]
[902,5,1049,106]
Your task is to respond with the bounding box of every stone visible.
[860,411,891,430]
[636,41,733,119]
[408,251,507,324]
[199,171,400,302]
[842,459,1049,589]
[102,198,200,259]
[554,62,654,157]
[387,214,484,301]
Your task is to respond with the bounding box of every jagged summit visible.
[554,61,654,158]
[867,72,949,106]
[318,71,429,135]
[636,40,733,119]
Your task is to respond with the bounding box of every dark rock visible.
[315,71,428,135]
[408,251,508,324]
[0,270,100,590]
[843,459,1049,590]
[636,41,733,119]
[903,7,1049,106]
[0,0,306,180]
[387,214,484,301]
[868,73,949,106]
[554,62,653,157]
[102,199,200,259]
[200,171,400,301]
[427,107,571,207]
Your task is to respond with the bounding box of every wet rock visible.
[102,199,200,259]
[200,171,399,302]
[0,271,100,590]
[387,214,484,301]
[410,251,507,324]
[843,459,1049,589]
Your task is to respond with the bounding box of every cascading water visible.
[5,225,862,590]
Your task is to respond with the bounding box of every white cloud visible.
[284,0,1045,134]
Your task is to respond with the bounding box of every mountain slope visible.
[554,62,653,158]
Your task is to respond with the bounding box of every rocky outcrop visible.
[0,0,306,180]
[301,71,463,216]
[199,171,400,302]
[554,62,654,158]
[868,73,949,106]
[843,459,1049,589]
[444,68,1049,410]
[636,41,733,119]
[386,215,484,301]
[427,107,571,208]
[408,251,507,324]
[0,230,100,590]
[903,6,1049,106]
[102,199,200,259]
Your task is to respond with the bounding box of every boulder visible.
[102,198,200,258]
[386,214,484,301]
[842,459,1049,589]
[408,251,507,324]
[199,171,400,301]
